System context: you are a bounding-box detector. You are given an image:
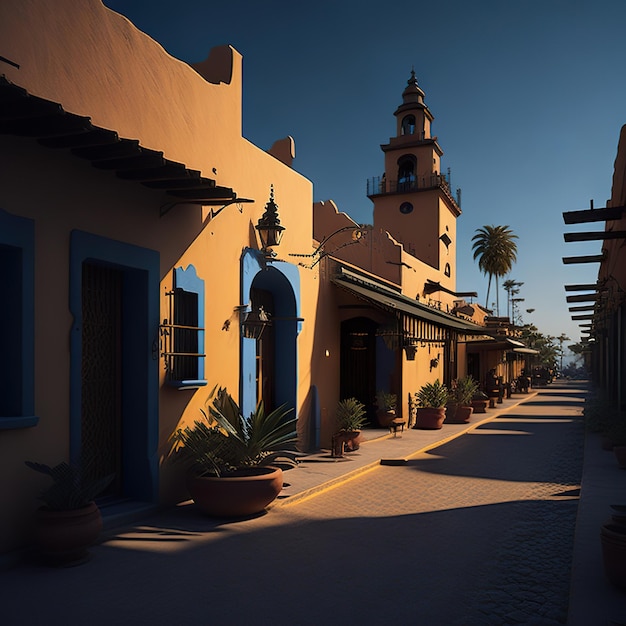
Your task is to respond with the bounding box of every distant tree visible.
[556,333,570,372]
[568,342,586,365]
[519,324,558,367]
[472,225,518,315]
[503,279,523,320]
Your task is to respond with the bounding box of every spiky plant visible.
[170,386,299,477]
[25,461,114,511]
[376,390,397,412]
[336,398,368,431]
[451,376,480,407]
[415,380,450,408]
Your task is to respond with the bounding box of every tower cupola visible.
[393,70,434,140]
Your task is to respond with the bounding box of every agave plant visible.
[451,376,480,407]
[415,379,450,408]
[24,461,114,511]
[376,390,397,412]
[336,397,368,432]
[170,386,299,477]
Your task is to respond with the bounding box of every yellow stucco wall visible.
[0,0,320,551]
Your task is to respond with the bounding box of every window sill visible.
[167,380,208,390]
[0,415,40,430]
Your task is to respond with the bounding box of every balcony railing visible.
[367,174,461,208]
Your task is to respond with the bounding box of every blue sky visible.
[104,0,626,353]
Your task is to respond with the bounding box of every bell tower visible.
[368,71,461,274]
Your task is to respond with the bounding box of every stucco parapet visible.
[0,0,244,175]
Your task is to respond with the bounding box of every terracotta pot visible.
[187,466,284,517]
[415,407,446,430]
[451,405,473,424]
[471,399,487,414]
[376,409,397,428]
[445,403,458,423]
[601,523,626,589]
[331,430,362,457]
[34,501,103,566]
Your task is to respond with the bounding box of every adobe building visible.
[0,0,525,557]
[563,125,626,408]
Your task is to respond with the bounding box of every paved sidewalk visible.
[274,392,539,507]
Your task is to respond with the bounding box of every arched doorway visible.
[241,250,300,420]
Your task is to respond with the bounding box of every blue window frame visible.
[162,265,207,389]
[0,209,38,429]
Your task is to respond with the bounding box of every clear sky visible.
[104,0,626,355]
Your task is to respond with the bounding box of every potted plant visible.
[375,390,397,428]
[414,379,449,430]
[169,386,299,517]
[601,505,626,589]
[332,397,368,457]
[24,461,114,566]
[471,389,489,414]
[447,376,479,423]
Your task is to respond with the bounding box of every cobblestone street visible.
[1,386,587,625]
[269,388,584,625]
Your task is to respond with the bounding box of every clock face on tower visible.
[399,202,413,214]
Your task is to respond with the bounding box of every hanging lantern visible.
[241,306,270,340]
[256,185,285,253]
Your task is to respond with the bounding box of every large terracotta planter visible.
[601,523,626,589]
[448,405,473,424]
[33,501,103,566]
[187,466,284,517]
[415,407,446,430]
[331,430,362,457]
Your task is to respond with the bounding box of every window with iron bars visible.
[161,265,206,389]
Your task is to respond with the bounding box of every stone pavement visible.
[1,382,625,625]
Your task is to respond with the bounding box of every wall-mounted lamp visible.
[237,304,270,340]
[241,306,272,339]
[429,354,440,371]
[255,185,285,256]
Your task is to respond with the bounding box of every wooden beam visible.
[563,206,626,224]
[569,305,595,312]
[564,231,626,242]
[564,284,598,292]
[567,293,599,303]
[572,314,595,320]
[562,254,605,264]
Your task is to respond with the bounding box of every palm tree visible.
[472,225,518,314]
[556,333,570,373]
[503,279,524,320]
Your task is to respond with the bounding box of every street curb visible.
[274,391,539,509]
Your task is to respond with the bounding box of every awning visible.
[0,76,244,211]
[332,271,484,333]
[465,336,538,354]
